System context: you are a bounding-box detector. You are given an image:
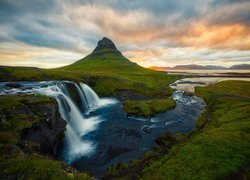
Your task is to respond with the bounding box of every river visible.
[0,80,205,178]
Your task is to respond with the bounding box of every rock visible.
[5,83,22,88]
[91,37,123,57]
[21,102,67,156]
[64,82,84,111]
[155,132,176,147]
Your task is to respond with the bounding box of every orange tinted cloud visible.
[0,42,82,68]
[180,22,250,50]
[124,50,162,67]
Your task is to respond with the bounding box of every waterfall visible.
[62,81,100,112]
[36,82,102,163]
[79,82,100,109]
[70,82,90,112]
[0,81,115,163]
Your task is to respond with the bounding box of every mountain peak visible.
[71,37,131,66]
[92,37,121,56]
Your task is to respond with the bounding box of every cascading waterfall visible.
[0,81,104,163]
[80,83,100,109]
[37,82,102,163]
[62,81,101,112]
[70,81,90,112]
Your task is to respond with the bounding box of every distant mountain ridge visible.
[229,64,250,70]
[150,64,250,71]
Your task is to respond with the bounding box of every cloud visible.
[0,42,83,68]
[180,23,250,50]
[126,47,250,68]
[0,0,249,68]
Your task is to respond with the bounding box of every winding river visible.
[0,80,206,177]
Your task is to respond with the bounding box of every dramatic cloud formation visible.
[0,0,249,68]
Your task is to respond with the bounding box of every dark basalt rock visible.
[155,132,176,148]
[91,37,123,56]
[94,37,117,51]
[21,102,67,156]
[5,83,22,88]
[0,95,67,157]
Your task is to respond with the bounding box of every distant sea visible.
[166,69,250,75]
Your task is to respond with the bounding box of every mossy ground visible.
[0,95,92,179]
[0,153,91,180]
[105,80,250,179]
[124,98,176,117]
[0,95,54,144]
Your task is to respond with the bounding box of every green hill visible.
[62,37,152,76]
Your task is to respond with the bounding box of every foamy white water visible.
[0,81,117,163]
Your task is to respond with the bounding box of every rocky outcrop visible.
[0,95,66,157]
[92,37,123,56]
[21,102,67,156]
[5,83,22,88]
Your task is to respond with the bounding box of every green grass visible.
[124,98,176,117]
[0,154,91,180]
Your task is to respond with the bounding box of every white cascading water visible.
[80,83,100,109]
[0,81,118,163]
[37,83,102,163]
[70,81,90,111]
[0,81,104,163]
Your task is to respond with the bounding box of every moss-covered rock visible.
[124,98,176,117]
[0,94,92,179]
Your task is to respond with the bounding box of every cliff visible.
[0,94,91,179]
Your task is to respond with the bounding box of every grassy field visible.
[105,80,250,179]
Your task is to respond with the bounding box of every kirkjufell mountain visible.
[65,37,148,72]
[75,37,129,62]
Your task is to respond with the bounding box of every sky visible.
[0,0,250,68]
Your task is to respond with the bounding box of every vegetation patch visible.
[124,98,176,117]
[0,154,92,180]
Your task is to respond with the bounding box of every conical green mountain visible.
[64,37,150,74]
